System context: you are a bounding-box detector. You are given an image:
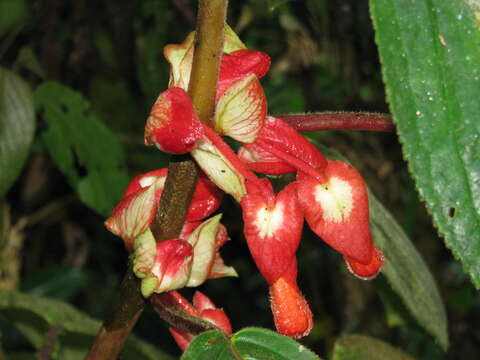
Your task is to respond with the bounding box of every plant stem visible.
[86,1,227,358]
[277,112,394,132]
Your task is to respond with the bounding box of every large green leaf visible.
[318,145,448,349]
[181,327,321,360]
[35,82,129,216]
[332,334,414,360]
[0,68,35,197]
[232,327,321,360]
[0,290,173,360]
[369,192,448,349]
[369,1,480,287]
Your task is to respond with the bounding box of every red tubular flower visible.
[241,180,303,284]
[163,291,232,351]
[296,159,384,278]
[269,259,313,339]
[240,179,313,338]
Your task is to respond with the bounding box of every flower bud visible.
[132,229,193,297]
[165,291,232,351]
[145,87,204,154]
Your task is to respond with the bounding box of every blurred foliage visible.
[0,0,478,359]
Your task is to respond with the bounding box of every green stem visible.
[86,1,228,358]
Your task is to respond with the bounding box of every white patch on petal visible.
[255,203,284,238]
[139,176,156,188]
[314,177,353,223]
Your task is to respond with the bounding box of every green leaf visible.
[0,68,35,197]
[332,334,414,360]
[181,327,322,360]
[318,145,448,350]
[20,265,88,301]
[233,327,322,360]
[369,1,480,288]
[34,82,129,216]
[181,330,237,360]
[0,290,173,360]
[369,193,448,349]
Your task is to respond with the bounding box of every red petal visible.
[152,239,193,292]
[269,260,313,339]
[186,174,223,221]
[169,328,192,351]
[241,182,303,284]
[105,182,163,249]
[217,49,270,98]
[238,143,297,175]
[144,87,203,154]
[200,309,233,334]
[255,117,327,172]
[345,246,385,280]
[124,169,168,196]
[297,159,373,264]
[192,291,216,310]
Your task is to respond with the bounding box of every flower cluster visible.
[105,26,384,345]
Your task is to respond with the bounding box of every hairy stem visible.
[86,1,228,358]
[277,112,394,132]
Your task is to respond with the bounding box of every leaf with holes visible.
[369,1,480,288]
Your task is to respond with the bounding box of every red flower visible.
[296,159,384,279]
[241,180,302,285]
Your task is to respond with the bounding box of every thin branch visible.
[86,1,228,358]
[276,112,395,132]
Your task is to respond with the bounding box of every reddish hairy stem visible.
[277,112,395,132]
[86,1,228,359]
